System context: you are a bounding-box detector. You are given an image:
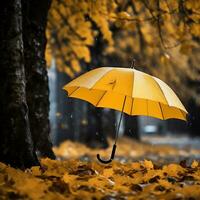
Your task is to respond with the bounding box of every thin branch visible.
[53,6,84,41]
[178,0,200,24]
[131,2,146,55]
[142,0,185,49]
[99,8,178,24]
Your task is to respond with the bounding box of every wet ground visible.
[142,135,200,149]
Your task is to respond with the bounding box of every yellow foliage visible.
[2,138,200,199]
[64,67,74,78]
[191,160,199,168]
[46,0,115,77]
[92,14,114,46]
[118,11,131,19]
[190,24,200,37]
[46,0,200,103]
[179,42,195,55]
[71,59,81,73]
[162,163,186,177]
[1,156,200,199]
[143,160,154,170]
[45,44,52,67]
[71,45,91,63]
[185,0,200,10]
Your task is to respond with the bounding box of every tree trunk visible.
[85,105,109,149]
[187,99,200,137]
[83,32,109,148]
[0,0,39,168]
[124,115,140,140]
[22,0,55,158]
[55,71,75,145]
[103,110,116,138]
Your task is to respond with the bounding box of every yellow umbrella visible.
[63,67,187,163]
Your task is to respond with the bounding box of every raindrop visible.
[96,132,99,135]
[56,112,61,117]
[70,114,73,118]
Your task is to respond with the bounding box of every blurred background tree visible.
[47,0,200,146]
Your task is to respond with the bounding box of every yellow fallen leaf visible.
[143,160,154,170]
[191,160,199,168]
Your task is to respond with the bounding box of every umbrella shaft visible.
[115,96,126,144]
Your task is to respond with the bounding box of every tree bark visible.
[22,0,55,158]
[104,110,116,138]
[124,115,140,140]
[55,71,75,145]
[86,105,109,149]
[83,32,109,148]
[0,0,39,168]
[187,99,200,137]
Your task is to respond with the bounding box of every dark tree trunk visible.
[22,0,55,158]
[55,71,75,145]
[0,0,39,168]
[124,115,140,140]
[187,99,200,137]
[83,31,109,148]
[104,110,116,138]
[85,105,109,149]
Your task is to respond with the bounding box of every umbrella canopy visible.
[63,67,187,121]
[63,67,188,164]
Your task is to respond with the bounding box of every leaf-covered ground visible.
[54,137,200,164]
[1,137,200,200]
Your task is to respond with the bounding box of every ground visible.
[1,137,200,200]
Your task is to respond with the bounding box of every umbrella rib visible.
[130,98,134,115]
[68,87,80,96]
[115,95,127,145]
[153,77,169,105]
[179,109,186,120]
[90,68,115,89]
[95,91,107,107]
[159,102,165,120]
[130,68,135,115]
[131,67,135,98]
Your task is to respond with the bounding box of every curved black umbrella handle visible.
[97,144,117,164]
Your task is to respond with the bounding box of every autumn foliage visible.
[46,0,200,103]
[1,138,200,199]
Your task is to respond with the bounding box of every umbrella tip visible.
[130,58,136,69]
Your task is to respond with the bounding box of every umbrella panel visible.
[65,86,186,120]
